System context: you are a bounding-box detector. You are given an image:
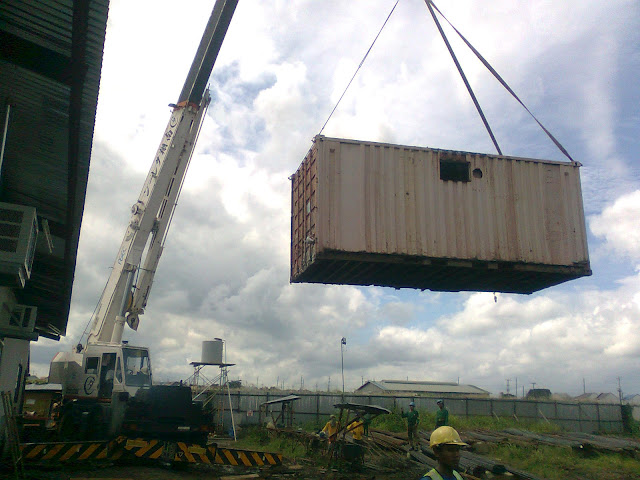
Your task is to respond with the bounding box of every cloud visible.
[590,190,640,261]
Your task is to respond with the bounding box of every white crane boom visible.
[87,94,210,345]
[86,0,238,346]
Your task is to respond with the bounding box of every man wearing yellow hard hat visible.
[421,426,468,480]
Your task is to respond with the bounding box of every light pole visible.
[341,337,347,400]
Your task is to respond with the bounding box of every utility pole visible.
[617,377,623,404]
[341,337,347,401]
[515,378,518,398]
[328,376,331,392]
[583,378,586,394]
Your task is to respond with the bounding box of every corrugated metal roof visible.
[357,380,490,395]
[0,0,109,339]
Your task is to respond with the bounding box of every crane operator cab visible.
[77,345,152,399]
[51,344,153,439]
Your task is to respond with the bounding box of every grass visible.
[449,413,563,434]
[487,443,640,480]
[233,411,640,480]
[368,407,562,434]
[232,425,319,461]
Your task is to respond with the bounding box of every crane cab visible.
[80,344,152,399]
[50,344,152,439]
[51,344,152,399]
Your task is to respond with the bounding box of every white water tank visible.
[201,339,223,365]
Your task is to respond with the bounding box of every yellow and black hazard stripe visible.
[210,447,283,466]
[118,437,219,463]
[20,439,122,463]
[21,437,283,467]
[119,437,282,466]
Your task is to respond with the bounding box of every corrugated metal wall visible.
[213,392,624,433]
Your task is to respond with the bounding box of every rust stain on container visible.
[290,136,591,294]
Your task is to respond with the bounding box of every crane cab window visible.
[85,357,99,374]
[123,348,152,387]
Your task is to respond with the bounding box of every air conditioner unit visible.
[0,202,39,288]
[0,303,38,340]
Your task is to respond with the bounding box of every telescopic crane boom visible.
[87,0,238,346]
[49,2,238,441]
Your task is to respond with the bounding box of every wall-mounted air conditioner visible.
[0,303,38,340]
[0,202,39,288]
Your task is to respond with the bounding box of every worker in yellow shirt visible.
[348,419,364,443]
[320,415,338,442]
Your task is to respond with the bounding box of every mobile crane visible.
[48,0,238,441]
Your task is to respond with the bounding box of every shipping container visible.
[290,135,591,294]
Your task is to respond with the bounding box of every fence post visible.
[578,403,582,432]
[316,393,320,425]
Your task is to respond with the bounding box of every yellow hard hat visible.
[429,426,468,448]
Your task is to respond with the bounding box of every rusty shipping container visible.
[290,135,591,294]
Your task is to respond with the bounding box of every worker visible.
[400,401,420,450]
[362,414,371,437]
[421,426,467,480]
[320,414,339,443]
[435,399,449,428]
[348,418,364,443]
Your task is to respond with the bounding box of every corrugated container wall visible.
[290,136,591,294]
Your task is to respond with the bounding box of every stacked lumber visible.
[465,430,509,444]
[503,428,584,449]
[369,428,407,450]
[562,432,640,455]
[467,428,640,458]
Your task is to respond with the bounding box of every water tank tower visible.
[201,338,224,365]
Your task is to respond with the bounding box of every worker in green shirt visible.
[435,399,449,427]
[400,401,420,450]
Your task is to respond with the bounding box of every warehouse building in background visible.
[356,380,490,398]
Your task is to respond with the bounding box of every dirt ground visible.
[2,459,428,480]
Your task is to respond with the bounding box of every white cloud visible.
[590,190,640,261]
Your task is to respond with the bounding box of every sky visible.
[32,0,640,398]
